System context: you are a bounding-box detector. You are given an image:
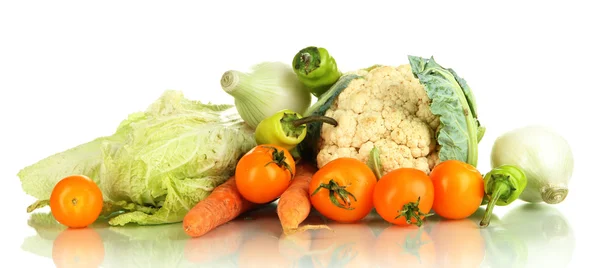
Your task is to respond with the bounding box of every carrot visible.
[277,162,331,235]
[183,176,255,238]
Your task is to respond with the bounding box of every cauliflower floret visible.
[316,65,441,175]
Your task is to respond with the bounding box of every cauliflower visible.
[301,55,484,176]
[316,65,442,174]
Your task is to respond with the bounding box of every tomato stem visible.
[310,179,357,210]
[395,197,433,227]
[263,146,294,176]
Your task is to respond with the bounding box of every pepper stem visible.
[280,112,338,139]
[263,146,294,176]
[293,46,321,75]
[480,182,510,227]
[395,197,433,227]
[310,179,357,210]
[291,116,338,128]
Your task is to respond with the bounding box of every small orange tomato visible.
[49,175,103,228]
[373,168,435,226]
[235,144,296,204]
[309,158,377,223]
[429,160,484,220]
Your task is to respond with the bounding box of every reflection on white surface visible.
[481,203,576,268]
[21,204,575,268]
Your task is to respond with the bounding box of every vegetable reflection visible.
[184,221,245,264]
[52,227,105,268]
[428,215,485,268]
[480,226,527,268]
[500,203,575,268]
[374,225,436,267]
[22,204,575,268]
[310,221,376,268]
[237,214,314,267]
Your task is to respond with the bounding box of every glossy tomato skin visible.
[49,175,103,228]
[430,160,484,220]
[235,144,296,204]
[309,158,377,223]
[373,168,434,226]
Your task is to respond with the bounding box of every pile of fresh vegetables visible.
[17,46,575,237]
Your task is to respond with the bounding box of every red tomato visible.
[429,160,484,220]
[49,175,103,228]
[235,144,296,204]
[309,158,377,223]
[373,168,435,226]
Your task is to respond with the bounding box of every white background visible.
[1,0,597,267]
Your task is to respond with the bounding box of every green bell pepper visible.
[292,46,342,98]
[480,165,528,227]
[254,109,338,151]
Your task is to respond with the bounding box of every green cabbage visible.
[19,90,256,226]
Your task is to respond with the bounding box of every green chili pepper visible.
[254,109,338,151]
[480,165,528,227]
[292,46,342,98]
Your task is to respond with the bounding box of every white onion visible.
[220,62,311,129]
[490,125,574,204]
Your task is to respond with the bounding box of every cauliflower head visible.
[316,65,442,175]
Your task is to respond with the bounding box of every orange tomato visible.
[49,175,103,228]
[52,227,105,268]
[374,225,436,268]
[429,218,485,268]
[235,144,296,204]
[373,168,434,226]
[309,158,377,223]
[429,160,484,220]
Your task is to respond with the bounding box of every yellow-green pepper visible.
[254,109,338,151]
[480,165,528,227]
[292,46,342,98]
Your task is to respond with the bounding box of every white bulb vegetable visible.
[490,125,574,204]
[220,62,311,129]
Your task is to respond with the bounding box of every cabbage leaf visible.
[409,55,484,167]
[19,90,256,225]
